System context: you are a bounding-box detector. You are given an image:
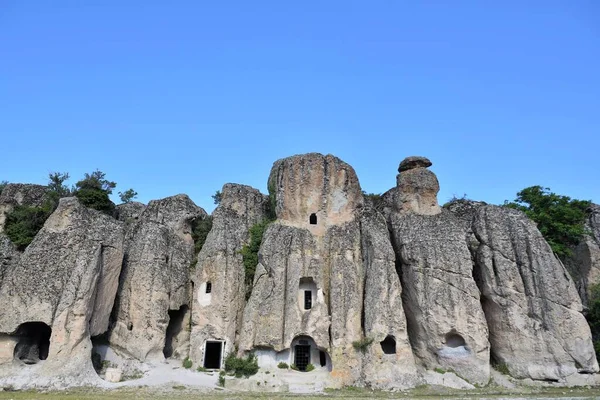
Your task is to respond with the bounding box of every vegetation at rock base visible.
[277,361,289,369]
[305,363,315,372]
[118,188,138,203]
[504,185,591,259]
[182,357,193,369]
[224,352,259,378]
[352,337,374,352]
[218,370,226,387]
[241,219,272,300]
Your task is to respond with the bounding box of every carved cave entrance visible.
[13,322,51,364]
[380,335,396,354]
[203,341,223,369]
[163,305,189,358]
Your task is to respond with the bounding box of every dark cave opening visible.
[13,322,51,364]
[163,305,189,358]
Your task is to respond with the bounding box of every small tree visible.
[0,180,8,194]
[47,172,71,204]
[74,170,116,214]
[212,190,222,205]
[504,186,591,259]
[118,188,138,204]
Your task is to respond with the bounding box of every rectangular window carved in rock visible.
[304,290,312,310]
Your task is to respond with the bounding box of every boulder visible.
[109,194,205,361]
[398,156,432,172]
[383,156,441,216]
[190,183,269,366]
[470,205,599,380]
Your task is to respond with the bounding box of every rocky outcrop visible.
[0,197,124,384]
[387,210,491,385]
[115,201,146,223]
[109,195,205,361]
[190,184,268,365]
[0,184,48,232]
[566,204,600,306]
[470,205,599,380]
[382,156,441,216]
[240,154,419,388]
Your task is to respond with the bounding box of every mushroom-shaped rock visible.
[398,156,432,172]
[383,156,441,216]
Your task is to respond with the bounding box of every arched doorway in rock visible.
[13,322,51,364]
[309,213,317,225]
[380,335,396,354]
[445,332,466,348]
[290,336,331,371]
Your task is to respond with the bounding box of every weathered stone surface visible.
[115,201,146,223]
[190,184,268,365]
[383,157,441,216]
[398,156,432,172]
[104,367,122,383]
[387,210,490,385]
[0,197,124,381]
[471,205,599,380]
[241,153,418,388]
[0,184,48,232]
[359,206,420,389]
[268,153,363,233]
[110,194,205,361]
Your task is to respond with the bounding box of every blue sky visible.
[1,1,598,212]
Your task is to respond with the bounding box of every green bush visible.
[218,370,226,387]
[240,219,272,300]
[305,363,315,372]
[224,352,259,378]
[196,366,208,372]
[504,186,591,259]
[352,337,374,352]
[277,362,289,369]
[74,170,116,214]
[0,180,8,194]
[4,203,53,250]
[192,216,213,255]
[182,357,193,369]
[290,364,298,371]
[587,283,600,363]
[75,187,115,214]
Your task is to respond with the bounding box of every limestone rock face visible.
[190,184,268,365]
[471,205,599,380]
[241,153,419,388]
[0,197,123,381]
[0,184,48,232]
[387,211,490,385]
[110,194,205,361]
[383,156,441,216]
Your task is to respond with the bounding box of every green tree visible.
[504,186,591,259]
[118,188,138,204]
[74,170,116,214]
[4,204,53,250]
[586,283,600,362]
[212,190,222,205]
[47,172,71,204]
[191,216,213,254]
[0,180,8,194]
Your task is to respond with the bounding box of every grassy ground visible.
[1,385,600,400]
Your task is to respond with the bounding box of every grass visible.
[2,386,600,400]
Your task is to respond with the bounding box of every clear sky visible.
[1,1,598,213]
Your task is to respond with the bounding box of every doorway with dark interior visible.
[294,343,311,371]
[203,341,223,369]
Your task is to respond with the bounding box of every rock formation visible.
[109,195,205,361]
[240,154,419,388]
[0,152,597,391]
[190,183,269,366]
[0,197,123,385]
